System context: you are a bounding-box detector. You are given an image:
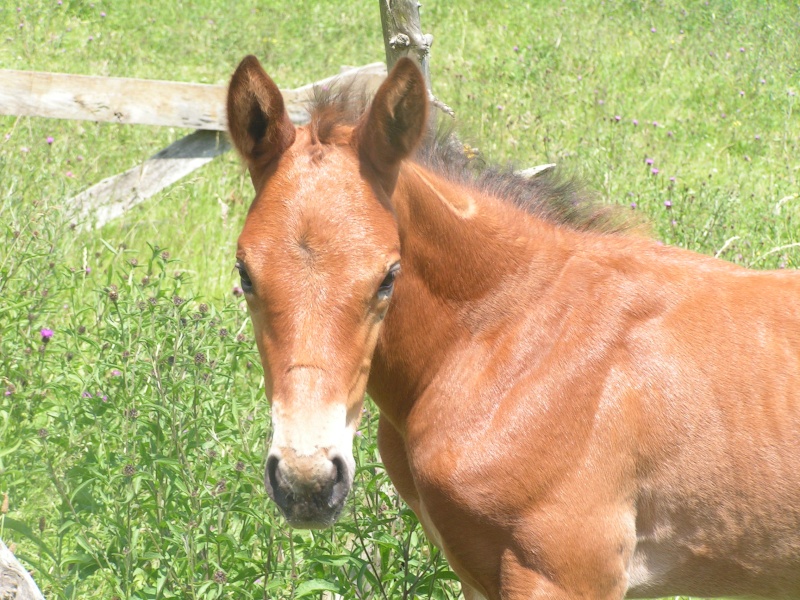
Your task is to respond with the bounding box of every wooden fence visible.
[1,63,386,230]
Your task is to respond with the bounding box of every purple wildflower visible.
[66,171,74,178]
[100,11,106,17]
[739,91,745,97]
[513,45,519,52]
[82,391,92,398]
[760,78,766,84]
[650,27,656,33]
[645,158,654,165]
[232,285,243,297]
[111,369,122,377]
[664,199,672,208]
[40,328,54,342]
[614,115,621,122]
[739,47,745,52]
[632,119,639,126]
[651,167,660,175]
[669,176,676,182]
[46,136,54,145]
[630,202,638,209]
[754,134,761,140]
[88,35,94,41]
[667,131,674,137]
[652,121,658,127]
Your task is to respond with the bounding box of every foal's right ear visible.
[226,55,296,173]
[355,57,428,192]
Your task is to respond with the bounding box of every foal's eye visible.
[377,264,400,300]
[235,261,253,294]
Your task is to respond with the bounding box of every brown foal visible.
[226,55,800,599]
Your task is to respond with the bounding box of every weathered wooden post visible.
[379,0,453,116]
[0,539,45,600]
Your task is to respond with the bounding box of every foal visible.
[226,56,800,599]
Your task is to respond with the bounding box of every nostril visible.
[329,454,350,508]
[265,454,281,498]
[331,454,346,484]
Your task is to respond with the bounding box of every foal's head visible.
[226,56,428,527]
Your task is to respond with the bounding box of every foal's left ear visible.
[355,57,428,191]
[226,55,296,174]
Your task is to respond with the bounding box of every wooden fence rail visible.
[0,63,386,130]
[0,63,387,230]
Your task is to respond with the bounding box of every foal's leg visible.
[493,509,633,600]
[377,414,421,506]
[379,416,489,599]
[461,582,488,600]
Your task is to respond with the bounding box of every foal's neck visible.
[367,162,576,431]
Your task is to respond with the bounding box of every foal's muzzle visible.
[265,450,351,528]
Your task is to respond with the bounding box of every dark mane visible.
[308,84,638,234]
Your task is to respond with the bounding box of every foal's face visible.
[236,137,399,527]
[227,56,426,527]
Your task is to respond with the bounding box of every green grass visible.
[1,1,799,598]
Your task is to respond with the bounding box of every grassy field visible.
[1,1,798,598]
